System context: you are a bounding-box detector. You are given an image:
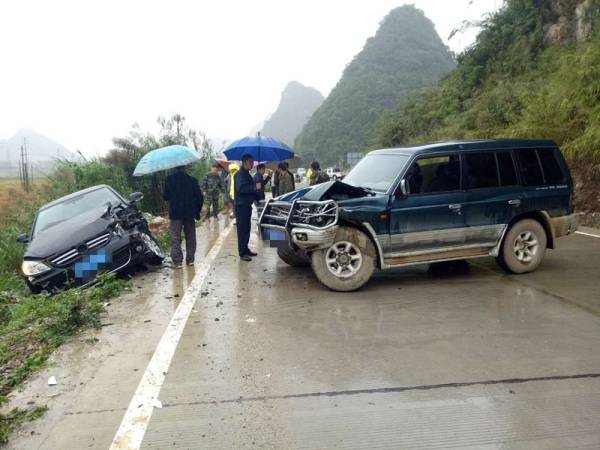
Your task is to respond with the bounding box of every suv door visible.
[462,150,523,248]
[516,147,571,217]
[387,154,467,258]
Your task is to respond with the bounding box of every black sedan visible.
[17,184,165,293]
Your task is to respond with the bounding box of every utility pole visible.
[19,137,31,193]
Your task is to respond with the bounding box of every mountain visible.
[373,0,600,212]
[261,81,324,146]
[0,129,72,176]
[294,5,455,166]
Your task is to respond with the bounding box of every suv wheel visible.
[311,227,375,291]
[277,246,310,267]
[497,219,547,274]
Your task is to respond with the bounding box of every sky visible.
[0,0,502,156]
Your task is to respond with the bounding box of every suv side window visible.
[537,148,566,184]
[405,154,460,194]
[517,149,544,186]
[496,151,518,186]
[464,152,499,189]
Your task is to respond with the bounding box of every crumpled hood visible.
[25,206,113,259]
[275,180,369,203]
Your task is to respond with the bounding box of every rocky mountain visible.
[294,5,455,166]
[0,129,72,176]
[261,81,324,146]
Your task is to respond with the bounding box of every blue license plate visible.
[262,228,286,241]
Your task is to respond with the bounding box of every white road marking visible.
[575,231,600,239]
[109,222,234,450]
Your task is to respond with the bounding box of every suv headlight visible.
[22,260,52,276]
[291,201,338,228]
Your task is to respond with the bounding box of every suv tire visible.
[277,246,310,267]
[311,226,375,291]
[497,219,547,274]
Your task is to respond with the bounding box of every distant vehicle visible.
[326,167,343,180]
[17,185,165,293]
[259,140,577,291]
[297,168,307,178]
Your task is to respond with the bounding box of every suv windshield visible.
[343,154,410,192]
[34,187,122,234]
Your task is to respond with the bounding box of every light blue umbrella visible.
[133,145,201,176]
[224,133,294,162]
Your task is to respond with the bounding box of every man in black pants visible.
[234,154,259,261]
[163,165,203,268]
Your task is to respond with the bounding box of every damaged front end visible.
[259,181,369,252]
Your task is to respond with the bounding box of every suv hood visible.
[276,180,370,203]
[25,206,114,259]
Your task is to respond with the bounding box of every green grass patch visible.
[0,274,127,443]
[0,402,48,445]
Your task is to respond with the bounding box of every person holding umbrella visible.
[224,133,295,260]
[163,165,203,268]
[133,145,204,269]
[234,154,260,261]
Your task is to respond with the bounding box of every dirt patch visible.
[572,165,600,216]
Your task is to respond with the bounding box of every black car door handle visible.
[448,204,462,210]
[508,199,521,206]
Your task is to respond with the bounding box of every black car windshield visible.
[343,154,410,192]
[34,187,122,234]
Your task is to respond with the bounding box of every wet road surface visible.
[7,218,600,449]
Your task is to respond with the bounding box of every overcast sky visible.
[0,0,501,156]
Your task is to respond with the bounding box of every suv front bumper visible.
[259,199,339,251]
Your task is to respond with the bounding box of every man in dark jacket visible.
[163,166,203,268]
[234,154,259,261]
[253,163,271,202]
[309,161,330,186]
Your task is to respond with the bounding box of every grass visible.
[0,179,18,211]
[0,274,127,443]
[0,404,48,445]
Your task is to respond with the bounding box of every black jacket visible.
[234,167,259,206]
[163,171,203,220]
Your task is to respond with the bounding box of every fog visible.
[0,0,501,155]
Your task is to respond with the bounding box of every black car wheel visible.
[277,246,310,267]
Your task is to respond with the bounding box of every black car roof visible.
[39,185,124,211]
[370,139,558,156]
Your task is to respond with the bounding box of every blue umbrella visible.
[224,134,294,162]
[133,145,201,176]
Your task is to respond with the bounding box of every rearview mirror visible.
[16,233,30,244]
[129,192,144,204]
[399,179,408,196]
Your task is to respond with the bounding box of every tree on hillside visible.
[103,114,214,213]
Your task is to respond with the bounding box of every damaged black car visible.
[17,184,165,293]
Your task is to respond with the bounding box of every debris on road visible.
[47,376,57,386]
[151,399,163,409]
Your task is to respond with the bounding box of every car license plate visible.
[262,227,286,241]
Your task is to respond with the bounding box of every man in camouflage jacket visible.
[201,164,224,219]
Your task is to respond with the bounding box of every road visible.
[6,216,600,449]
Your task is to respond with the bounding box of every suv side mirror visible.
[398,179,408,196]
[16,233,30,244]
[129,192,144,204]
